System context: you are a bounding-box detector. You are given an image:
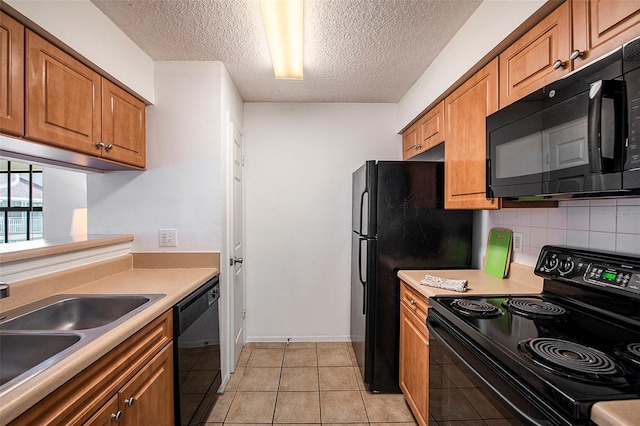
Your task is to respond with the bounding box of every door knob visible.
[230,257,244,265]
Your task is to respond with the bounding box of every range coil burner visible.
[450,299,503,318]
[617,342,640,366]
[519,338,626,383]
[502,297,568,319]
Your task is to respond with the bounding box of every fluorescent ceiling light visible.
[260,0,303,80]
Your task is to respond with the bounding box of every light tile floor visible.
[205,342,418,425]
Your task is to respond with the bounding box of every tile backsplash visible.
[488,197,640,267]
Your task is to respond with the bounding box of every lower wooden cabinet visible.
[84,344,174,426]
[399,281,430,426]
[10,311,174,426]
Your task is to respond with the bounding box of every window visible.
[0,160,44,243]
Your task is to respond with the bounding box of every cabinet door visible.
[399,301,429,426]
[26,30,102,154]
[572,0,640,68]
[445,58,500,210]
[418,101,445,153]
[499,1,571,108]
[84,396,120,426]
[120,343,174,426]
[402,121,420,160]
[0,12,24,136]
[102,79,146,168]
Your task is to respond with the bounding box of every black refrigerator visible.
[350,161,473,393]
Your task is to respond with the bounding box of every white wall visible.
[87,61,223,252]
[5,0,155,102]
[397,0,546,130]
[43,168,87,238]
[244,103,399,341]
[488,198,640,267]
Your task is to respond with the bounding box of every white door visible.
[230,123,245,366]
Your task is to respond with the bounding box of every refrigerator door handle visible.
[359,190,368,236]
[358,237,367,315]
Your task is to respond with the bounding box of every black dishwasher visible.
[173,275,221,426]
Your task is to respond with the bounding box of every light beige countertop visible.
[0,255,218,425]
[398,265,640,426]
[591,400,640,426]
[0,234,134,264]
[398,263,544,298]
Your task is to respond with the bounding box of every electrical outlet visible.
[513,232,523,253]
[159,229,177,247]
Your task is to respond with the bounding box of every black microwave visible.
[486,37,640,200]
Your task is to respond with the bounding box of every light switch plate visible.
[159,229,177,247]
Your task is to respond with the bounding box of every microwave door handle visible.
[588,80,627,173]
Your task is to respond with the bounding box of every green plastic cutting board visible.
[485,228,512,278]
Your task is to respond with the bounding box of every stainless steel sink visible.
[0,293,164,398]
[0,332,82,386]
[0,295,154,330]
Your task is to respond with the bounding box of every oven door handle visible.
[427,315,574,426]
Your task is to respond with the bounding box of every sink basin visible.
[0,295,152,331]
[0,333,82,386]
[0,293,164,398]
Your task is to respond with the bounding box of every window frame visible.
[0,160,44,243]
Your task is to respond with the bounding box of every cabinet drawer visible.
[11,311,172,426]
[400,281,429,323]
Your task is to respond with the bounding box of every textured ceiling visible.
[90,0,482,103]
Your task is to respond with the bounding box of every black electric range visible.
[427,245,640,425]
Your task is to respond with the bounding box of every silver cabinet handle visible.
[570,50,584,60]
[552,59,566,70]
[124,397,136,407]
[96,141,105,149]
[111,411,123,422]
[410,299,416,305]
[105,144,114,151]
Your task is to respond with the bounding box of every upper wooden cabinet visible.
[402,101,445,160]
[102,79,146,168]
[402,120,421,160]
[499,1,571,108]
[1,25,146,170]
[445,58,500,210]
[0,12,24,136]
[500,0,640,107]
[572,0,640,67]
[26,30,103,155]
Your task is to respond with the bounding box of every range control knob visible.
[544,255,559,271]
[558,258,575,274]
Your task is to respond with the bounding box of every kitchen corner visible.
[0,235,218,425]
